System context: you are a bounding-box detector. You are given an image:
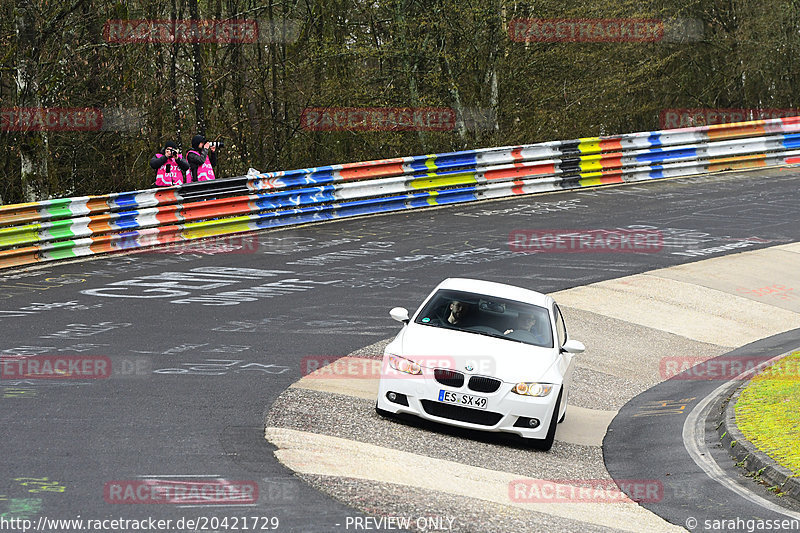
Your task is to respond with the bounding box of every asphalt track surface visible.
[2,167,800,532]
[605,328,800,531]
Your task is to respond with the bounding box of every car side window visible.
[554,305,567,348]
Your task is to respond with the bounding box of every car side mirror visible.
[389,307,410,324]
[561,339,585,354]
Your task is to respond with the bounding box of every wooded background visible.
[2,0,799,204]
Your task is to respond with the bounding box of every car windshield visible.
[413,289,554,348]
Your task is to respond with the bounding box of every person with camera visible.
[150,141,190,187]
[187,134,222,182]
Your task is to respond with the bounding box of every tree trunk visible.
[15,0,49,201]
[171,0,182,143]
[268,0,281,163]
[188,0,205,136]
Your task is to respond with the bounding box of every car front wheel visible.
[529,389,562,451]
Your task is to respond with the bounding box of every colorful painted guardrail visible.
[2,116,800,270]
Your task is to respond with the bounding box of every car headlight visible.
[388,355,422,375]
[512,382,553,397]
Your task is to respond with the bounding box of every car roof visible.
[434,278,553,308]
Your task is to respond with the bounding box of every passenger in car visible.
[504,313,537,335]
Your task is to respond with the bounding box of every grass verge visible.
[735,350,800,476]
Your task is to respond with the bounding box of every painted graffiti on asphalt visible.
[39,322,131,340]
[453,198,586,218]
[0,301,103,321]
[286,241,394,266]
[0,274,86,300]
[132,344,253,355]
[153,359,290,376]
[79,266,342,306]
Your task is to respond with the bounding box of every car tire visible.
[375,401,394,418]
[530,389,562,451]
[558,388,569,423]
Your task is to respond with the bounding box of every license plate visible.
[438,390,487,410]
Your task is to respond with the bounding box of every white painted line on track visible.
[682,348,800,520]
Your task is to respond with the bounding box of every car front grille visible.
[420,400,503,426]
[434,368,464,388]
[468,375,502,393]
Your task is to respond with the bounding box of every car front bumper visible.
[376,367,561,440]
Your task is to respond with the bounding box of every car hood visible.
[391,323,562,383]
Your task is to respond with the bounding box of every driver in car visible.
[447,301,473,326]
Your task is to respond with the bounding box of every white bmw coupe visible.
[376,278,585,450]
